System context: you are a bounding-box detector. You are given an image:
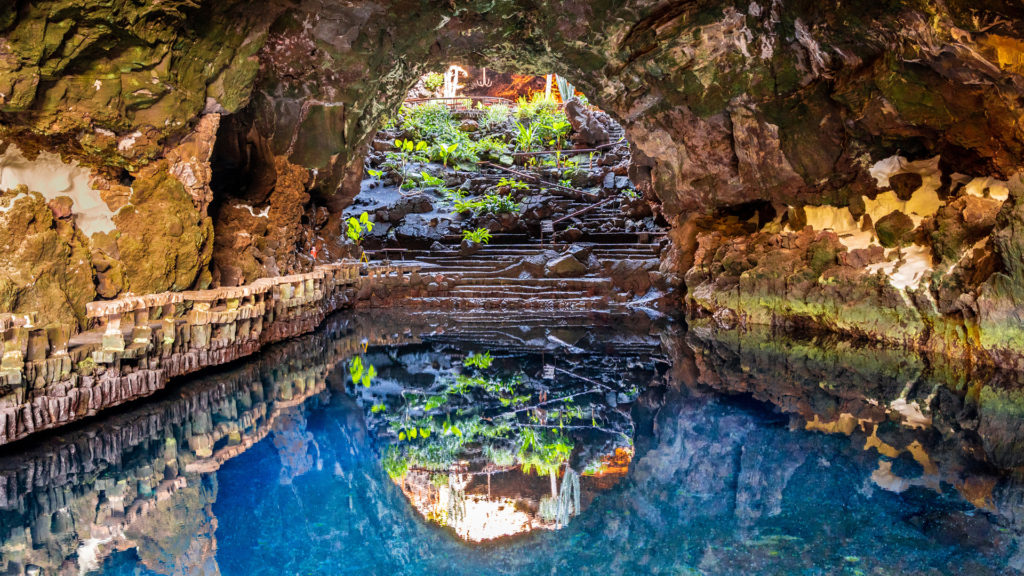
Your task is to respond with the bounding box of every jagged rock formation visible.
[1,0,1023,359]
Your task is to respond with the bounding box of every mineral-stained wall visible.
[1,0,1024,361]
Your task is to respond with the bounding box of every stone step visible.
[451,278,615,291]
[402,295,620,310]
[447,288,610,299]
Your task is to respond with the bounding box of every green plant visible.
[471,137,511,163]
[484,445,516,467]
[516,93,559,123]
[432,142,460,167]
[442,188,467,208]
[495,177,529,192]
[402,102,456,141]
[346,212,375,244]
[514,121,538,152]
[453,193,520,216]
[424,395,448,411]
[420,171,445,187]
[424,71,444,91]
[540,118,572,149]
[367,168,383,181]
[391,139,429,186]
[518,428,573,477]
[461,227,492,244]
[555,75,576,102]
[464,350,493,369]
[479,103,512,129]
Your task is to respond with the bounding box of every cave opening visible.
[334,66,673,310]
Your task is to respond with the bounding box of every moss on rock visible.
[114,162,213,293]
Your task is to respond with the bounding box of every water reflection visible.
[0,311,1021,574]
[354,333,657,541]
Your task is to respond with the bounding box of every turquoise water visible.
[1,312,1021,575]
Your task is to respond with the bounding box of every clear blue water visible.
[1,312,1021,576]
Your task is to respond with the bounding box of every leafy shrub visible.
[514,121,538,152]
[471,137,510,161]
[479,103,511,129]
[462,227,492,244]
[430,141,478,167]
[419,171,445,187]
[403,102,457,141]
[537,117,571,148]
[516,93,560,123]
[454,193,520,215]
[495,177,530,192]
[424,71,444,91]
[346,212,375,244]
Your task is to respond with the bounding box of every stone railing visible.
[0,260,425,446]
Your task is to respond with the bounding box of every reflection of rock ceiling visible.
[394,448,634,542]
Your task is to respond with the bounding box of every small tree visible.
[346,211,374,245]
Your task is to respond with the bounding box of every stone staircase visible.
[367,191,666,311]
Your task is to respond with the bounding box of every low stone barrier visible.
[0,260,425,446]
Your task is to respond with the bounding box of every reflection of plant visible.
[361,346,640,497]
[348,356,377,387]
[424,395,447,411]
[464,351,493,369]
[583,459,607,476]
[383,445,410,480]
[461,228,492,244]
[346,212,375,245]
[486,446,516,467]
[519,428,573,477]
